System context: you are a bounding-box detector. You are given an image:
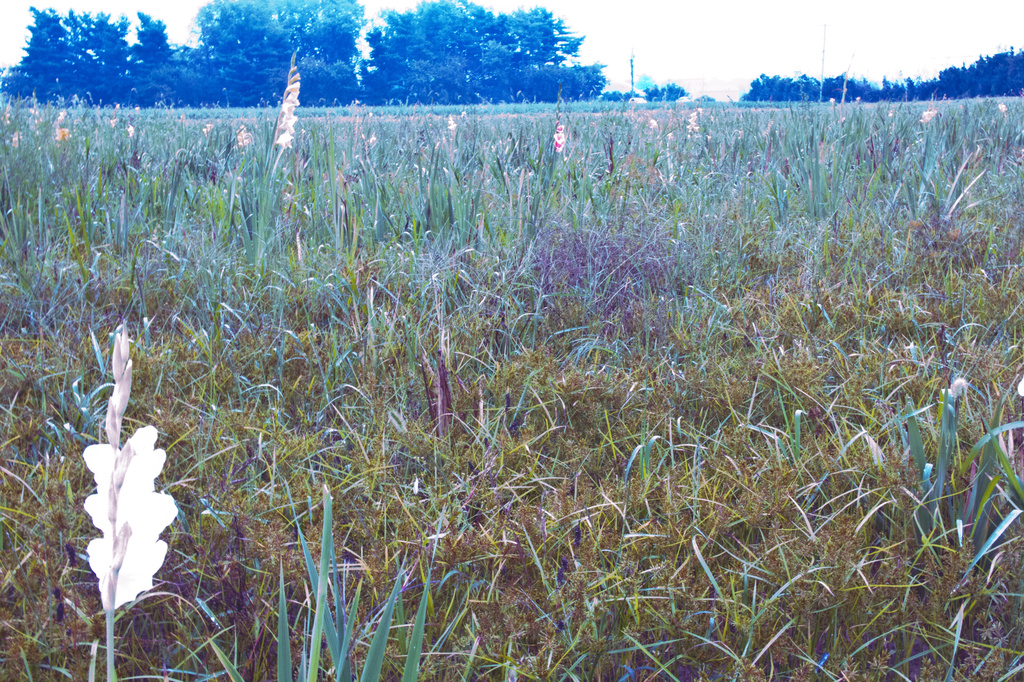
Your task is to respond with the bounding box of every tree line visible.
[2,0,606,106]
[742,49,1024,103]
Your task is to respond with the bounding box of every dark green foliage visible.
[361,0,605,104]
[13,8,69,101]
[194,0,292,106]
[744,48,1024,102]
[129,13,175,105]
[7,9,130,103]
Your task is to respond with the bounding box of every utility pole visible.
[630,51,635,97]
[819,25,827,102]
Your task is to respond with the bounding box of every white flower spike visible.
[84,426,177,609]
[85,326,177,611]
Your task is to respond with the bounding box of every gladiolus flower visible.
[84,326,177,611]
[553,124,566,153]
[55,127,70,142]
[84,426,177,609]
[998,103,1008,114]
[237,125,253,147]
[275,65,301,149]
[448,115,457,132]
[921,106,938,124]
[126,125,135,139]
[687,109,700,134]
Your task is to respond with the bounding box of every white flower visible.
[126,125,134,139]
[83,326,176,611]
[275,67,301,149]
[921,106,938,124]
[998,103,1008,114]
[1017,376,1024,397]
[84,427,177,609]
[448,115,457,132]
[686,109,700,134]
[949,377,968,399]
[553,123,566,153]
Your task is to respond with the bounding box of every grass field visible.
[2,95,1024,680]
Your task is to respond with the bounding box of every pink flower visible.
[553,124,566,153]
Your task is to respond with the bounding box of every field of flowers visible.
[2,91,1024,680]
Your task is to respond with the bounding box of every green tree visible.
[195,0,291,105]
[508,7,582,68]
[11,9,131,103]
[278,0,364,104]
[87,13,131,103]
[130,13,175,104]
[11,7,68,100]
[361,0,602,104]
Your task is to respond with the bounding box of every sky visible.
[2,0,1022,101]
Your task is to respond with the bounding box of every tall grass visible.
[2,96,1024,680]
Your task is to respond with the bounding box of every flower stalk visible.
[84,326,177,681]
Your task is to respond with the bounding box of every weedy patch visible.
[2,98,1024,680]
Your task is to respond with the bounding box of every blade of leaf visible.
[401,570,432,682]
[307,485,333,682]
[964,509,1023,575]
[905,400,927,477]
[209,640,246,682]
[339,580,362,682]
[278,561,292,682]
[360,571,404,682]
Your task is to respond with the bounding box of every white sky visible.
[2,0,1021,100]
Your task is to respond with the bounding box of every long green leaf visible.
[944,604,966,682]
[307,485,333,682]
[294,496,341,663]
[339,581,362,682]
[209,640,246,682]
[401,571,432,682]
[964,509,1023,575]
[360,571,404,682]
[278,562,292,682]
[905,399,927,477]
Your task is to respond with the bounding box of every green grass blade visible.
[278,562,292,682]
[293,492,341,665]
[691,535,723,601]
[360,571,404,682]
[964,508,1022,575]
[401,571,431,682]
[208,640,246,682]
[905,399,927,477]
[339,581,361,682]
[944,603,966,682]
[307,485,333,682]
